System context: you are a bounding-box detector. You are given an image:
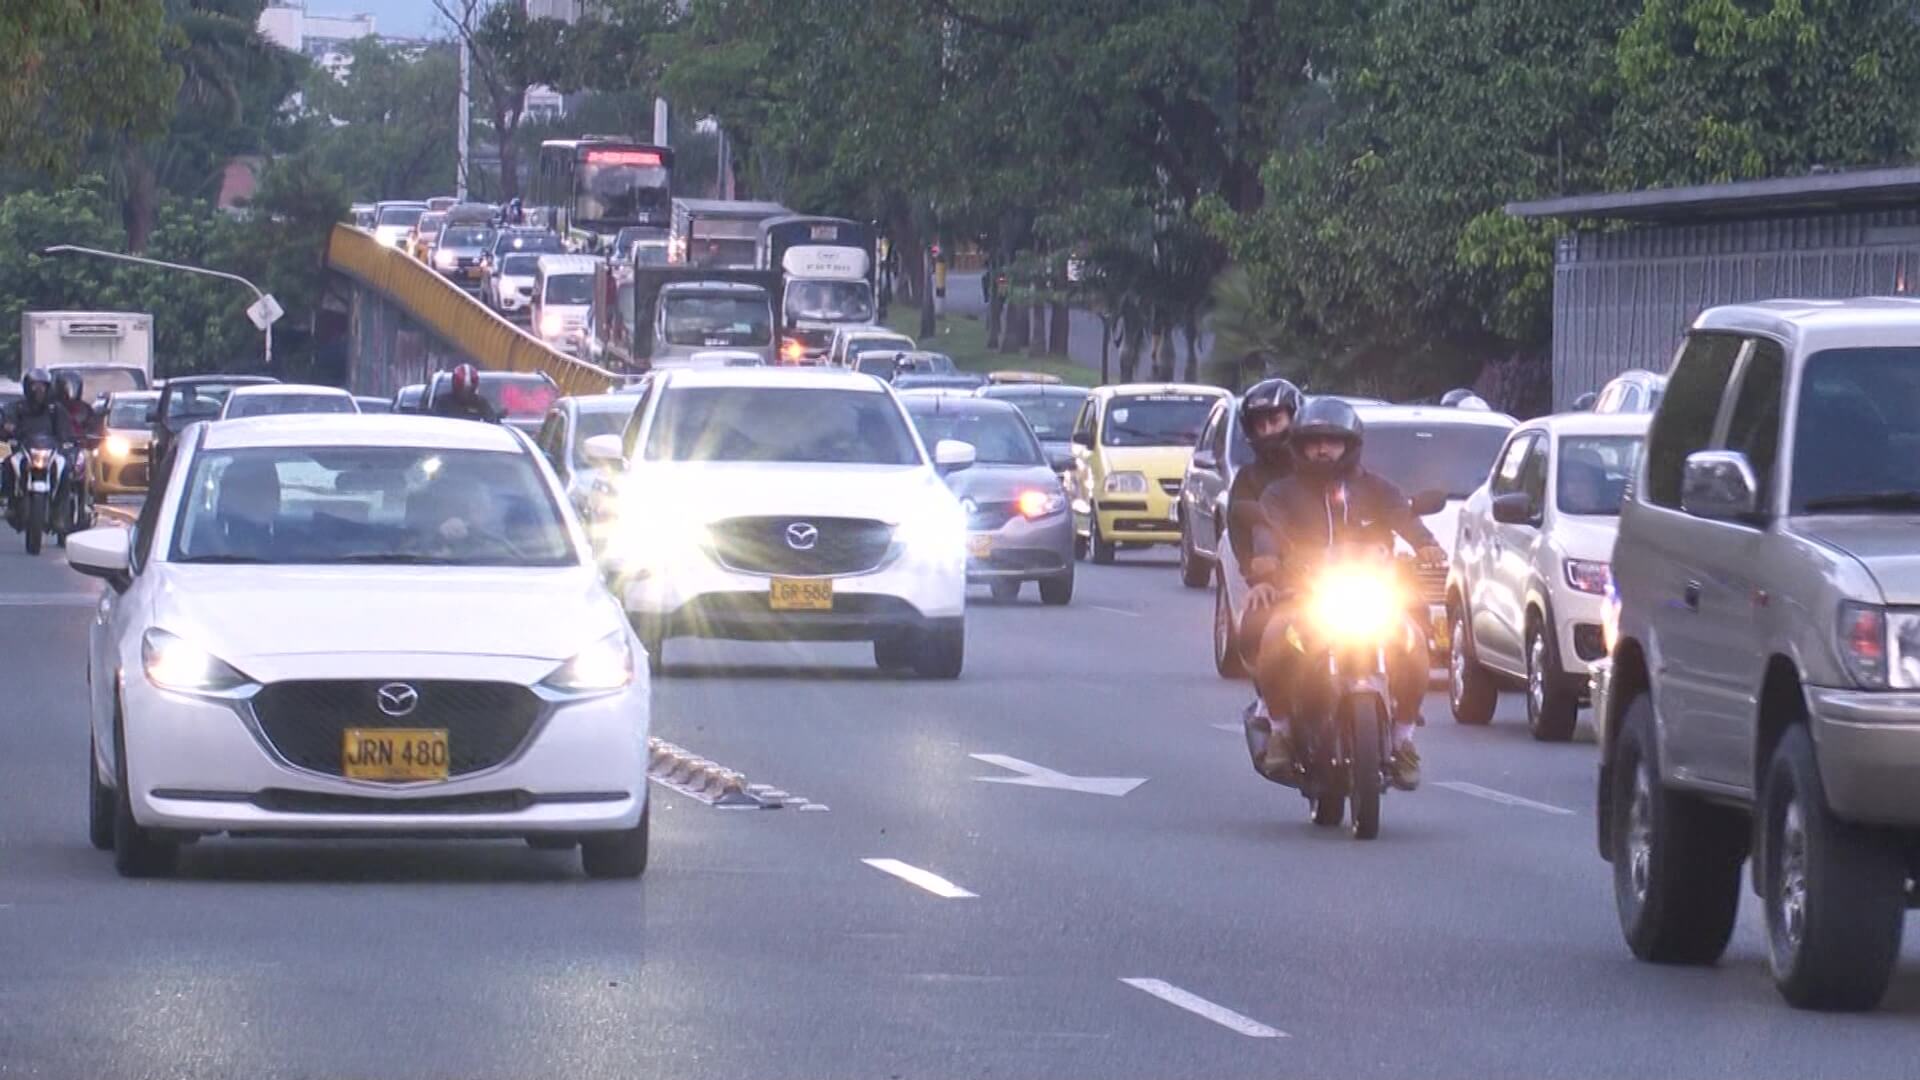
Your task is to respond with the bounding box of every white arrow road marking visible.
[861,858,977,899]
[970,753,1147,797]
[1437,780,1575,816]
[1120,979,1287,1038]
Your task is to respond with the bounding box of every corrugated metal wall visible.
[1551,208,1920,409]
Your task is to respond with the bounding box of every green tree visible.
[301,39,461,201]
[0,1,177,176]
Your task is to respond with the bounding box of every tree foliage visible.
[0,0,177,176]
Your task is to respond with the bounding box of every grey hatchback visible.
[1599,298,1920,1012]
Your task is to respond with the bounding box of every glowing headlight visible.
[1016,489,1067,519]
[542,632,634,693]
[27,447,52,469]
[1305,565,1404,644]
[142,628,250,693]
[104,435,132,460]
[894,500,968,559]
[434,249,458,270]
[1104,471,1148,495]
[608,506,709,569]
[541,312,568,338]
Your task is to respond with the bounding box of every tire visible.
[111,702,177,879]
[1312,795,1343,827]
[1347,698,1385,841]
[88,736,114,852]
[1526,620,1579,742]
[989,579,1021,603]
[1089,515,1116,565]
[873,634,914,672]
[1609,693,1742,965]
[910,622,965,679]
[1759,725,1904,1011]
[1178,526,1211,588]
[1073,527,1089,562]
[1038,570,1074,606]
[1447,607,1496,725]
[581,803,649,879]
[24,491,45,556]
[1212,573,1246,679]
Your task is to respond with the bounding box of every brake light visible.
[1839,602,1888,689]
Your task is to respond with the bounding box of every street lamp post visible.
[41,245,281,370]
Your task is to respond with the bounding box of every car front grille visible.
[250,680,543,779]
[1111,518,1174,534]
[708,516,894,575]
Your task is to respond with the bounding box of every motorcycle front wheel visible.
[1345,696,1387,840]
[24,492,46,556]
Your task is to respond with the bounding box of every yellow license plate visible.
[770,577,834,611]
[968,533,993,558]
[343,728,449,781]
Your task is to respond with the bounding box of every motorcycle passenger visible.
[54,370,95,438]
[429,364,499,423]
[1243,397,1444,790]
[0,369,74,517]
[1223,379,1302,776]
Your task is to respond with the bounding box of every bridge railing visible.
[326,224,618,397]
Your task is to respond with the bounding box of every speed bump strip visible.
[646,737,828,811]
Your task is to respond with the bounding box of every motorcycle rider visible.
[1242,396,1444,790]
[0,369,75,525]
[50,370,95,528]
[429,364,499,423]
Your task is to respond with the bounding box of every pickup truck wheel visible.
[1610,693,1742,964]
[1760,725,1904,1011]
[1526,622,1579,742]
[1448,608,1496,726]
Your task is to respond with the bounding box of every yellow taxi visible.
[93,389,158,496]
[1067,383,1229,564]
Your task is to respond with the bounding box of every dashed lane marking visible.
[1436,780,1575,816]
[861,858,977,899]
[1086,605,1141,618]
[1120,979,1287,1038]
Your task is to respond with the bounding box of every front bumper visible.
[967,511,1074,582]
[93,452,151,496]
[1808,687,1920,826]
[121,673,648,837]
[1087,489,1182,545]
[1553,588,1610,680]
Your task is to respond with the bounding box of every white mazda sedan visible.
[68,414,650,879]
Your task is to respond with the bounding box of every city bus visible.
[532,138,675,250]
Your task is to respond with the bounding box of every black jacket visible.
[1226,454,1291,582]
[3,401,75,444]
[1240,465,1437,588]
[429,395,499,423]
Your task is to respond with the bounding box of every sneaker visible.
[1389,742,1421,791]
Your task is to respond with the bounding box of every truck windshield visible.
[786,280,874,323]
[662,295,772,346]
[543,274,594,306]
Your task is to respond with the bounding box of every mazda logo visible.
[785,522,819,551]
[376,683,420,718]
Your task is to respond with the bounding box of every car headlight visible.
[1104,471,1148,495]
[104,434,132,460]
[434,249,458,270]
[1305,564,1405,645]
[894,499,967,560]
[541,632,634,693]
[606,505,710,573]
[1016,489,1067,519]
[142,628,251,693]
[1564,558,1611,595]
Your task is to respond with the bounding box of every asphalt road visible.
[4,536,1920,1078]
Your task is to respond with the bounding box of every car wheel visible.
[1526,620,1579,742]
[873,634,914,672]
[111,701,177,879]
[1089,516,1116,565]
[1213,572,1246,679]
[911,622,965,679]
[88,735,114,852]
[1760,725,1904,1011]
[581,803,649,880]
[1610,692,1742,964]
[989,579,1022,604]
[1178,525,1210,589]
[1038,569,1074,606]
[1448,607,1496,725]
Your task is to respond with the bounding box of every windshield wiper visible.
[1802,490,1920,512]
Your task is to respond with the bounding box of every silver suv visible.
[1598,298,1920,1012]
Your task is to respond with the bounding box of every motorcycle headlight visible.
[1305,564,1404,645]
[541,632,634,693]
[142,628,251,694]
[1104,471,1148,495]
[27,447,52,468]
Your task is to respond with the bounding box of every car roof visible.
[536,254,601,274]
[199,414,526,452]
[662,367,888,393]
[1694,297,1920,349]
[226,383,350,398]
[1352,403,1518,429]
[164,374,276,389]
[1090,383,1230,399]
[1518,411,1653,438]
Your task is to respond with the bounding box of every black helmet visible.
[22,368,50,409]
[1238,378,1302,465]
[1292,396,1365,479]
[53,369,82,403]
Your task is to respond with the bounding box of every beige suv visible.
[1597,298,1920,1012]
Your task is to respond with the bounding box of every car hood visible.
[1550,513,1622,563]
[619,460,956,524]
[500,275,535,290]
[1794,516,1920,604]
[942,463,1062,501]
[1095,444,1194,479]
[440,245,486,257]
[150,564,619,664]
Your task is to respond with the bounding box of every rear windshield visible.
[107,397,155,428]
[1364,423,1511,500]
[907,408,1043,466]
[224,393,355,419]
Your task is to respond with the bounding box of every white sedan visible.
[218,383,359,419]
[69,414,651,879]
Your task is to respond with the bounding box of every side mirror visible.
[1191,448,1219,471]
[68,526,131,591]
[1490,491,1539,526]
[1682,450,1759,520]
[1573,391,1599,411]
[1046,448,1074,473]
[934,438,976,475]
[1410,489,1447,517]
[1071,430,1094,448]
[581,433,626,470]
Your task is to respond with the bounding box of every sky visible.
[345,0,445,40]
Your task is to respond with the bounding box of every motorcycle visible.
[8,435,91,556]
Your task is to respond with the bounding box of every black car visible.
[150,375,279,466]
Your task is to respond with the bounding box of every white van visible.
[532,254,600,355]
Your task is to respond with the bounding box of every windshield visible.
[495,231,563,256]
[572,407,635,468]
[107,397,155,428]
[1557,435,1641,516]
[416,216,445,237]
[908,409,1043,465]
[662,295,773,346]
[1364,423,1511,500]
[377,206,423,227]
[646,387,920,465]
[856,353,907,378]
[224,393,355,419]
[787,280,875,323]
[1792,348,1920,512]
[543,273,594,306]
[441,226,490,248]
[578,161,669,223]
[1101,394,1217,447]
[171,446,575,566]
[689,237,758,268]
[633,242,669,267]
[988,391,1087,441]
[500,253,540,277]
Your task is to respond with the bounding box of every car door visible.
[1629,332,1745,787]
[1469,430,1537,672]
[1184,403,1226,557]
